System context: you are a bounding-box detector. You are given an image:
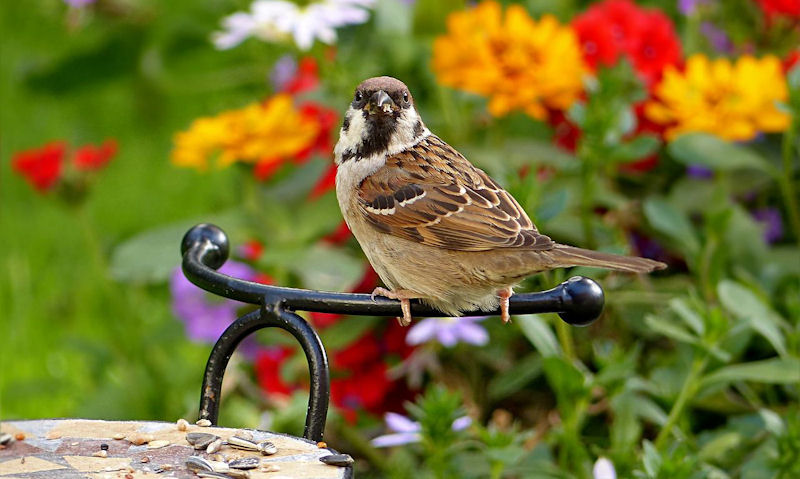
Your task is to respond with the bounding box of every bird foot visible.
[497,287,513,324]
[371,287,416,327]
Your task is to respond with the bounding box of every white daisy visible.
[212,0,376,51]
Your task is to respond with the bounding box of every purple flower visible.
[752,208,784,244]
[371,412,472,447]
[406,316,489,348]
[63,0,95,7]
[593,457,616,479]
[678,0,712,15]
[686,164,714,179]
[170,261,259,347]
[270,55,297,92]
[700,22,734,54]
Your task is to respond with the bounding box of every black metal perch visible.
[181,223,605,442]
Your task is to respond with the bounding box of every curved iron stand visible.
[181,223,605,443]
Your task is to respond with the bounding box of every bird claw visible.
[371,287,414,327]
[498,287,513,324]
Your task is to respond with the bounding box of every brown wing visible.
[356,135,554,252]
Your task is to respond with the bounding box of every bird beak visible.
[366,90,396,115]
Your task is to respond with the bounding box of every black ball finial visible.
[181,223,230,270]
[557,276,605,327]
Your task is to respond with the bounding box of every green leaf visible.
[542,356,589,404]
[668,133,775,175]
[534,188,568,223]
[488,354,543,400]
[717,281,788,357]
[109,211,247,283]
[698,432,743,462]
[374,0,413,34]
[645,314,699,345]
[291,244,364,292]
[701,358,800,388]
[516,315,561,357]
[669,298,705,336]
[612,135,660,162]
[642,440,662,477]
[643,197,700,256]
[320,316,379,350]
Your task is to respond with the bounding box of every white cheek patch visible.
[334,108,369,164]
[386,108,430,155]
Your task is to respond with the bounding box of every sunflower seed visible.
[0,434,14,446]
[186,456,214,472]
[226,435,259,451]
[258,441,277,455]
[206,438,223,454]
[319,454,354,467]
[229,457,260,470]
[234,430,253,441]
[186,432,220,449]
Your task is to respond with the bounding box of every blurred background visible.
[1,1,798,477]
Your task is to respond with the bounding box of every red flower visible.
[283,57,320,95]
[296,102,338,164]
[255,347,295,397]
[309,164,337,199]
[239,239,265,261]
[321,220,351,245]
[74,139,118,171]
[755,0,800,19]
[572,0,681,87]
[785,49,800,72]
[12,141,66,192]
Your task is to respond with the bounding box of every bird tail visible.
[547,244,666,273]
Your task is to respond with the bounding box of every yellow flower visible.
[645,54,791,141]
[171,94,320,170]
[432,1,586,120]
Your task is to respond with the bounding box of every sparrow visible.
[334,76,666,326]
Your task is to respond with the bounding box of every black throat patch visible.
[354,110,397,159]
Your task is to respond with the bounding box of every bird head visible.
[335,76,427,164]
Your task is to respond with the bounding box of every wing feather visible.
[356,135,553,252]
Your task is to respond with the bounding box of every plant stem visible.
[556,319,576,361]
[579,158,598,249]
[654,354,708,449]
[779,122,800,245]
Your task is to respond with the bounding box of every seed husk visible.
[147,440,170,449]
[186,456,214,472]
[233,430,253,441]
[206,438,223,454]
[176,418,189,431]
[92,450,108,458]
[126,433,155,445]
[196,419,212,427]
[186,432,220,449]
[112,433,126,440]
[226,435,260,451]
[258,441,278,455]
[229,457,260,470]
[319,454,354,467]
[0,434,14,446]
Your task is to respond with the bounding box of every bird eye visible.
[402,91,409,103]
[354,91,363,102]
